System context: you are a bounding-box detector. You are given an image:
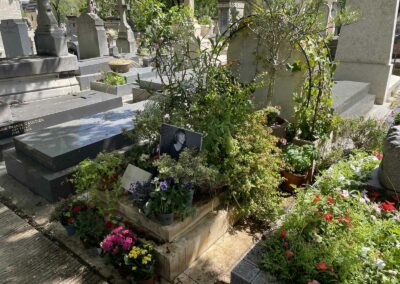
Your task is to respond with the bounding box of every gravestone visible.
[378,126,400,192]
[217,0,245,35]
[0,0,23,57]
[116,0,136,54]
[121,164,152,191]
[34,0,68,56]
[335,0,400,104]
[77,13,109,59]
[0,19,33,57]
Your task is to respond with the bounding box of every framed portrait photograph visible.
[159,124,203,159]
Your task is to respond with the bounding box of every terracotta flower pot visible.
[108,59,133,73]
[281,169,312,192]
[139,276,156,284]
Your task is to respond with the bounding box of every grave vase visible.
[63,224,76,236]
[156,213,174,226]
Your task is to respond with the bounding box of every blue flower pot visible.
[63,224,76,236]
[186,189,195,208]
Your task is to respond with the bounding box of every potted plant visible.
[262,106,289,139]
[75,208,107,250]
[55,200,90,236]
[124,243,156,284]
[100,226,137,270]
[145,178,191,225]
[281,144,319,191]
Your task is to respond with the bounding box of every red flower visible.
[369,191,381,201]
[344,216,351,222]
[284,250,295,259]
[316,262,328,270]
[312,194,321,203]
[376,153,383,160]
[381,200,396,212]
[327,197,334,204]
[324,213,333,222]
[104,221,114,230]
[72,206,81,213]
[336,217,343,223]
[280,229,287,238]
[67,217,75,224]
[392,194,400,202]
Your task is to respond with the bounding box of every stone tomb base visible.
[114,195,235,281]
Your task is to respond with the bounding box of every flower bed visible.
[262,152,400,283]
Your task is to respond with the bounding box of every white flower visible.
[387,270,398,276]
[375,258,386,270]
[341,190,349,198]
[361,247,371,257]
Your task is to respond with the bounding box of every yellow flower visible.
[142,259,148,265]
[132,266,137,271]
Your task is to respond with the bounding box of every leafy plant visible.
[145,178,191,217]
[53,199,90,226]
[198,15,213,25]
[153,148,218,192]
[283,144,319,175]
[124,243,156,281]
[103,72,127,86]
[336,117,388,154]
[394,112,400,126]
[71,152,124,215]
[262,106,281,126]
[75,208,107,247]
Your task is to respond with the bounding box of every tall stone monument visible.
[77,0,109,59]
[0,19,33,57]
[334,0,400,104]
[116,0,136,54]
[0,0,23,57]
[378,126,400,192]
[34,0,68,56]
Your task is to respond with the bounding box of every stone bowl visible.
[108,59,133,73]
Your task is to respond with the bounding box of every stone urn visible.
[378,126,400,192]
[108,59,133,73]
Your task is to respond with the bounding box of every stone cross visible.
[116,0,136,53]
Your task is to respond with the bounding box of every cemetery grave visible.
[0,0,399,284]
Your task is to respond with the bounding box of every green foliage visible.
[283,144,319,175]
[154,148,218,190]
[133,101,164,146]
[336,117,388,154]
[103,72,127,86]
[222,112,284,222]
[195,0,217,18]
[197,15,213,25]
[50,0,84,26]
[71,152,124,215]
[262,106,281,126]
[394,112,400,126]
[262,152,399,283]
[75,209,107,247]
[293,36,336,141]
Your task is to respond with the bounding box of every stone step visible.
[76,72,103,90]
[76,56,112,76]
[339,93,376,118]
[12,102,146,171]
[332,81,371,115]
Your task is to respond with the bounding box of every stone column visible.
[34,0,68,56]
[334,0,400,104]
[116,0,136,54]
[77,1,109,59]
[0,19,33,58]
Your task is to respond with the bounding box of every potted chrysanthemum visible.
[124,243,156,284]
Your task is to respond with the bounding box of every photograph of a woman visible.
[160,124,202,160]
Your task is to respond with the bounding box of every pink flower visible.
[376,153,383,160]
[112,247,119,255]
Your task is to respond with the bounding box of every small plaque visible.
[121,164,152,191]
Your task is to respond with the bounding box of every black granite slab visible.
[0,91,122,139]
[14,102,146,171]
[4,148,75,202]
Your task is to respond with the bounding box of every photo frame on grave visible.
[159,124,203,160]
[121,164,152,192]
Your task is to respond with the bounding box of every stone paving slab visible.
[0,202,106,284]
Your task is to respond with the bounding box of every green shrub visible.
[198,15,213,25]
[75,208,107,247]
